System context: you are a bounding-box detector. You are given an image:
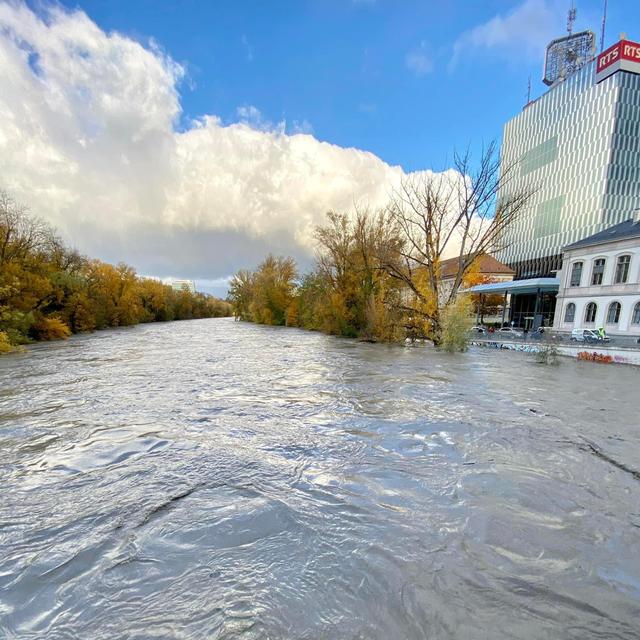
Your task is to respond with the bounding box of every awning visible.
[463,277,560,295]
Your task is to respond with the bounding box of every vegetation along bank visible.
[0,191,231,354]
[228,146,532,352]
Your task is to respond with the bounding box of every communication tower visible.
[543,4,595,86]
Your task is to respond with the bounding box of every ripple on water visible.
[0,318,639,639]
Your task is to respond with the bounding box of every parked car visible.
[470,326,487,335]
[496,326,524,338]
[570,328,611,343]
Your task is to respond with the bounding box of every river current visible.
[0,318,639,639]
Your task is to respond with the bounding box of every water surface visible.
[1,318,639,639]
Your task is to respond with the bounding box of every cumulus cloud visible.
[0,2,429,292]
[452,0,567,67]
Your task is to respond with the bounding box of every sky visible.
[1,0,638,296]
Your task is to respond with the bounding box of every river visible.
[0,318,639,639]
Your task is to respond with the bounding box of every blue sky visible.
[2,0,639,295]
[63,0,639,171]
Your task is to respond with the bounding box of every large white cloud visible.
[0,2,410,290]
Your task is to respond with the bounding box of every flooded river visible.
[1,318,639,639]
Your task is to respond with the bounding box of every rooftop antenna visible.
[526,76,532,105]
[600,0,608,52]
[567,1,577,35]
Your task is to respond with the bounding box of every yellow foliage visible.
[440,296,474,352]
[31,317,72,341]
[0,331,15,353]
[285,301,298,327]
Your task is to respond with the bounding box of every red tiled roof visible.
[439,254,515,279]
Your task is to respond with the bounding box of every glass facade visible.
[496,59,640,278]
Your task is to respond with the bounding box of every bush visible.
[0,330,15,353]
[439,296,474,352]
[30,317,72,341]
[535,344,560,365]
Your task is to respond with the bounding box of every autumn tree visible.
[0,190,231,351]
[314,208,403,340]
[228,256,297,326]
[379,143,532,345]
[228,269,255,321]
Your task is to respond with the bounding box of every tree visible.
[0,190,231,351]
[0,191,59,267]
[379,143,533,345]
[228,269,255,321]
[314,208,402,340]
[228,256,297,326]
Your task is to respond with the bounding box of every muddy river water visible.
[1,318,639,639]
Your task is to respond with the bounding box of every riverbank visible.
[1,193,233,354]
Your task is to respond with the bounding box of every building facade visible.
[439,254,515,302]
[441,254,515,324]
[553,215,640,336]
[167,279,196,294]
[496,39,640,279]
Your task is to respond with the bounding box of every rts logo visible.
[598,46,619,70]
[622,43,640,60]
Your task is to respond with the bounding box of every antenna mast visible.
[567,1,577,35]
[600,0,608,52]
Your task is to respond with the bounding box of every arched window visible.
[614,255,631,284]
[606,302,621,324]
[633,302,640,325]
[564,303,576,323]
[570,262,583,287]
[591,258,606,285]
[585,302,597,324]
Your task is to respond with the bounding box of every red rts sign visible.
[596,39,640,83]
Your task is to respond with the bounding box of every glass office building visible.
[496,56,640,279]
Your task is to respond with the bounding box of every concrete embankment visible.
[471,339,640,366]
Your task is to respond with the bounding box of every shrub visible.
[30,317,72,341]
[535,344,560,365]
[0,330,15,353]
[439,296,474,352]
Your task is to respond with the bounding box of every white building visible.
[166,279,196,294]
[554,213,640,336]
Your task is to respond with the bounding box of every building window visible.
[614,255,631,284]
[591,259,606,285]
[564,303,576,323]
[570,262,583,287]
[585,302,597,324]
[606,302,621,324]
[633,302,640,324]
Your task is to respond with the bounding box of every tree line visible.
[229,145,531,351]
[0,191,231,353]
